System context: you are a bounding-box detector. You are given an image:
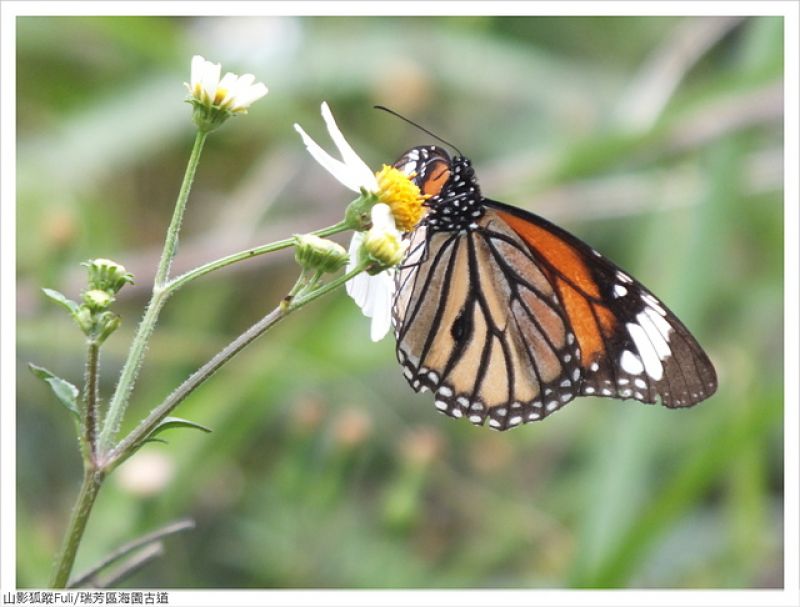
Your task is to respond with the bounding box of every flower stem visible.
[98,130,207,455]
[91,543,164,589]
[165,220,349,295]
[83,342,100,462]
[155,130,207,288]
[68,518,195,588]
[49,469,103,588]
[104,262,369,472]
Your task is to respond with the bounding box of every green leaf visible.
[150,416,212,438]
[42,288,79,315]
[28,363,80,420]
[140,437,169,446]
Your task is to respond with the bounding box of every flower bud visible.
[363,228,405,271]
[74,307,94,334]
[293,234,349,274]
[361,204,407,272]
[82,289,114,311]
[83,258,134,295]
[95,311,122,344]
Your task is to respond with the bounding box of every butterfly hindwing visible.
[394,213,586,429]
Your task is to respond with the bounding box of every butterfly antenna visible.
[374,105,464,157]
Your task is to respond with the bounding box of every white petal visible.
[294,124,361,192]
[369,271,394,341]
[231,82,268,110]
[199,59,221,101]
[345,232,395,342]
[345,233,367,306]
[320,102,378,192]
[370,203,395,231]
[236,73,256,88]
[190,55,206,86]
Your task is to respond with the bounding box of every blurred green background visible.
[16,16,784,588]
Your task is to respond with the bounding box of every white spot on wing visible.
[620,350,644,375]
[626,322,664,380]
[642,293,667,316]
[644,307,673,342]
[636,312,671,360]
[614,284,628,298]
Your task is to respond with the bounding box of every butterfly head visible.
[393,146,484,233]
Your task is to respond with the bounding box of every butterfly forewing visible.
[488,200,718,409]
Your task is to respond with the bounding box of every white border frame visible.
[2,2,797,606]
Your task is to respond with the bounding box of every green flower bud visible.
[74,307,94,334]
[95,311,121,344]
[363,226,405,272]
[83,258,134,295]
[82,289,114,311]
[294,234,349,274]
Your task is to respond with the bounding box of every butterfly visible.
[391,145,718,430]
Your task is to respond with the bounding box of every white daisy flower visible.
[295,103,424,342]
[185,55,268,117]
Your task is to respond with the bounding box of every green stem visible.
[289,261,370,310]
[104,262,369,472]
[98,131,207,456]
[97,294,167,456]
[155,130,207,288]
[49,470,103,588]
[164,220,349,295]
[84,342,100,463]
[69,518,195,588]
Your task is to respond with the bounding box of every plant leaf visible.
[140,437,169,446]
[28,363,80,420]
[149,416,212,438]
[42,288,79,315]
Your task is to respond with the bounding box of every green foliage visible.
[17,15,784,589]
[28,363,80,421]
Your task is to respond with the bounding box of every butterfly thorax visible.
[425,156,485,233]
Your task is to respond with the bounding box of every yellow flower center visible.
[213,87,229,106]
[374,165,427,232]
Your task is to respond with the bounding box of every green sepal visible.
[28,363,80,420]
[344,191,378,231]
